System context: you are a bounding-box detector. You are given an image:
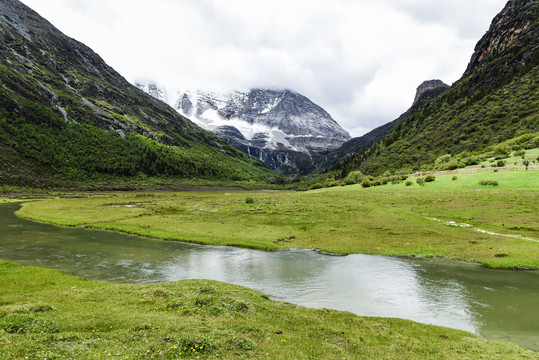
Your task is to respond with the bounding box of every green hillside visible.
[0,0,274,188]
[334,0,538,177]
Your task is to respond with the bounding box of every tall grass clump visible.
[479,180,499,186]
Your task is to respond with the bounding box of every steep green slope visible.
[0,0,274,187]
[321,81,449,171]
[335,0,538,177]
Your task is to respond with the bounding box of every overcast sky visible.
[21,0,507,137]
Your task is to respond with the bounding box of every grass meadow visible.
[15,170,538,269]
[0,261,536,360]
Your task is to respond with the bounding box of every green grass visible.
[478,148,539,169]
[0,261,535,360]
[16,171,539,269]
[0,198,19,204]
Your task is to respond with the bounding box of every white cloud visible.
[20,0,507,137]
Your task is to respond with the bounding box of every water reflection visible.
[0,203,537,351]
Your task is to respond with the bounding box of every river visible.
[0,203,537,351]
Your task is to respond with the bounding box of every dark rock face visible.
[413,80,450,105]
[137,85,351,174]
[463,0,538,92]
[466,0,538,75]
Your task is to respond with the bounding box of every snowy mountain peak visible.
[136,82,351,174]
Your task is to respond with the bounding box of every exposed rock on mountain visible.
[465,0,537,76]
[0,0,273,187]
[463,0,538,94]
[413,80,450,105]
[136,84,351,174]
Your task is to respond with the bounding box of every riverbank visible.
[0,261,535,359]
[14,171,539,269]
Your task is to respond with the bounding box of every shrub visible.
[493,144,511,157]
[462,157,479,166]
[514,150,526,158]
[245,197,255,204]
[435,154,452,165]
[424,174,436,182]
[416,178,425,186]
[444,161,459,170]
[361,180,372,188]
[344,171,365,184]
[405,180,413,186]
[325,180,341,187]
[496,160,506,167]
[479,180,499,186]
[309,183,323,190]
[324,177,336,187]
[452,176,458,181]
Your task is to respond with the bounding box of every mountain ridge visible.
[0,0,274,187]
[136,83,351,174]
[321,79,449,171]
[333,0,538,177]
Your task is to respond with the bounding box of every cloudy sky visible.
[21,0,507,137]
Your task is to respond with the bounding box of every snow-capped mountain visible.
[136,83,351,174]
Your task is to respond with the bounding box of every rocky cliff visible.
[464,0,538,93]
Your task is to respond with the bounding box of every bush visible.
[245,197,255,204]
[514,150,526,158]
[416,178,425,186]
[325,180,341,187]
[405,180,413,186]
[493,144,511,157]
[435,154,452,165]
[361,180,372,188]
[452,175,458,181]
[424,174,436,182]
[495,160,506,167]
[479,180,498,186]
[462,157,479,166]
[324,177,336,187]
[344,171,365,184]
[309,183,323,190]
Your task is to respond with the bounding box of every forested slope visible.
[335,0,538,176]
